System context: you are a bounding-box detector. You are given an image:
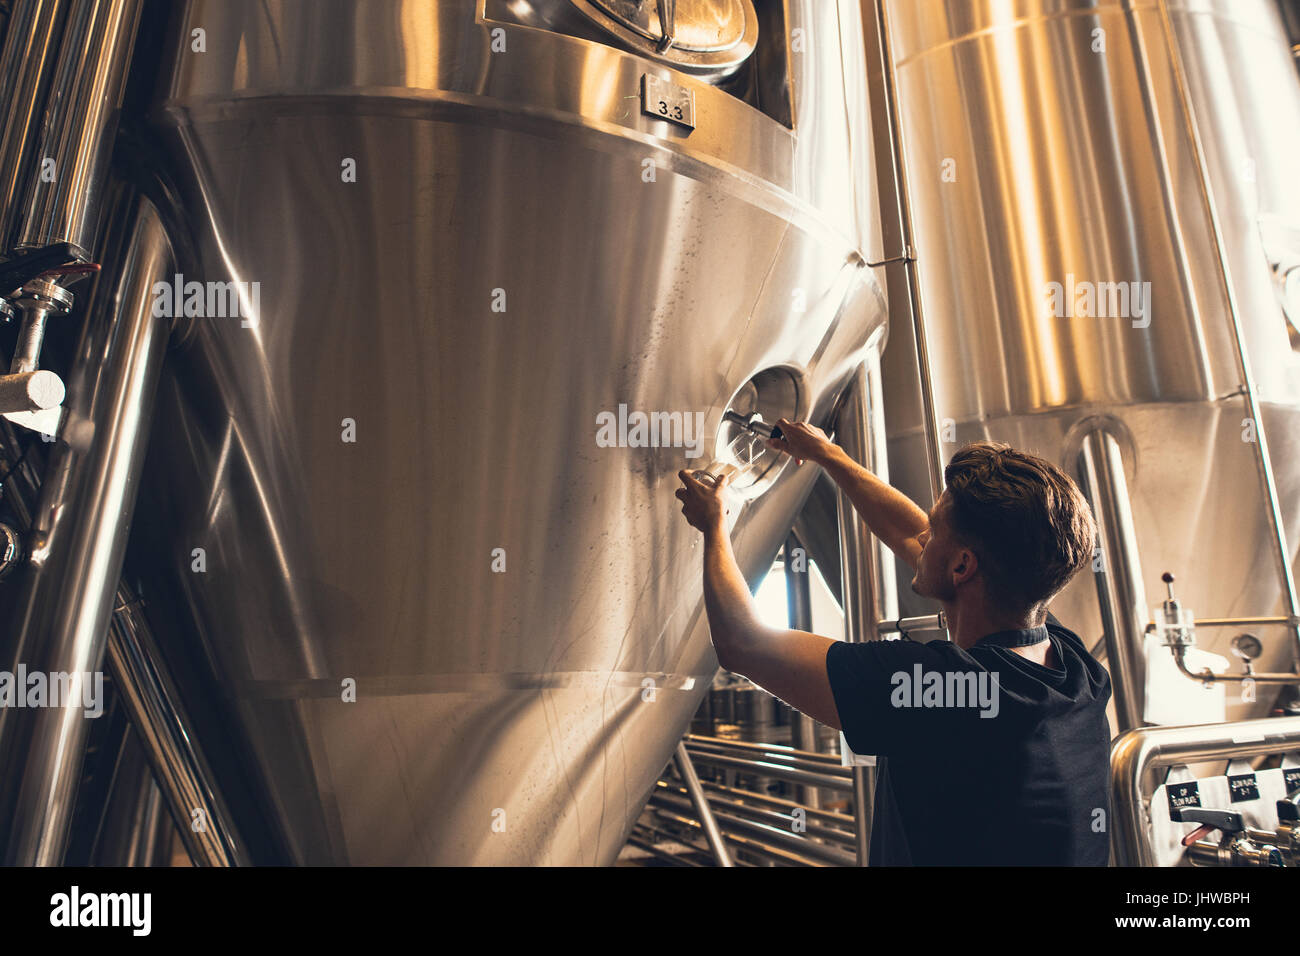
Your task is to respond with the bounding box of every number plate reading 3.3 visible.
[642,74,695,130]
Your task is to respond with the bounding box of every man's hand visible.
[765,419,836,466]
[676,469,731,534]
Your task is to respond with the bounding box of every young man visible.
[675,421,1113,865]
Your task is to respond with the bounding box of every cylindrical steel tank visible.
[878,0,1300,725]
[114,0,887,864]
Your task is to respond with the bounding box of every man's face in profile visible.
[911,493,960,603]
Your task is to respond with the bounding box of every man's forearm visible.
[817,445,929,565]
[700,524,768,666]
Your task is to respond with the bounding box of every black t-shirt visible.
[824,614,1113,866]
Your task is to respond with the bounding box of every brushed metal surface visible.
[122,0,886,864]
[879,0,1300,725]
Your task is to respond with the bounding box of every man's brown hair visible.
[942,441,1097,613]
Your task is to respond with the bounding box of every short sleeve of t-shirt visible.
[824,638,973,757]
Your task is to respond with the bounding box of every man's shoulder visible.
[828,635,964,669]
[1044,610,1086,648]
[1043,610,1114,698]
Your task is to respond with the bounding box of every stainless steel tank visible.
[878,0,1300,727]
[116,0,887,864]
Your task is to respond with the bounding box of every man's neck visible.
[943,596,1045,651]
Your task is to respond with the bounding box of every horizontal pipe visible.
[659,783,856,848]
[643,807,821,867]
[684,733,844,764]
[682,749,853,791]
[623,833,700,867]
[1171,646,1298,686]
[698,779,856,828]
[646,804,826,867]
[1192,616,1300,629]
[649,791,856,866]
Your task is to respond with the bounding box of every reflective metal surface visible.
[0,188,172,865]
[106,581,249,866]
[833,358,886,866]
[879,0,1300,725]
[14,0,141,257]
[1110,715,1300,865]
[123,0,886,864]
[0,0,66,253]
[1076,424,1149,732]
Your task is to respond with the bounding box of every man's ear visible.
[951,547,979,587]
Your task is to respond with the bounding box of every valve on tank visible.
[1175,805,1286,867]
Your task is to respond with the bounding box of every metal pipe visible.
[876,612,945,637]
[832,361,885,865]
[1076,427,1148,732]
[673,741,733,867]
[865,0,945,504]
[1184,838,1283,868]
[123,779,166,867]
[644,807,820,866]
[623,833,700,867]
[648,790,857,866]
[0,190,171,865]
[1110,715,1300,865]
[685,733,844,764]
[682,750,853,792]
[1193,616,1299,629]
[7,276,73,378]
[15,0,142,257]
[1171,645,1298,686]
[697,779,856,829]
[684,740,849,774]
[93,734,166,867]
[0,0,66,252]
[661,784,857,848]
[1154,0,1300,658]
[105,582,251,866]
[683,743,845,775]
[784,531,820,808]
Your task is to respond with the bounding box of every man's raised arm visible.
[767,419,930,570]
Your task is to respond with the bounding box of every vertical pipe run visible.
[784,532,820,809]
[673,742,734,867]
[15,0,142,257]
[864,344,900,624]
[0,0,66,252]
[834,361,884,866]
[0,190,172,865]
[863,0,946,506]
[1076,428,1148,732]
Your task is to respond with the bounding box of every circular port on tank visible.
[714,366,802,498]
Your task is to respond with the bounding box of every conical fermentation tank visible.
[876,0,1300,729]
[114,0,888,864]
